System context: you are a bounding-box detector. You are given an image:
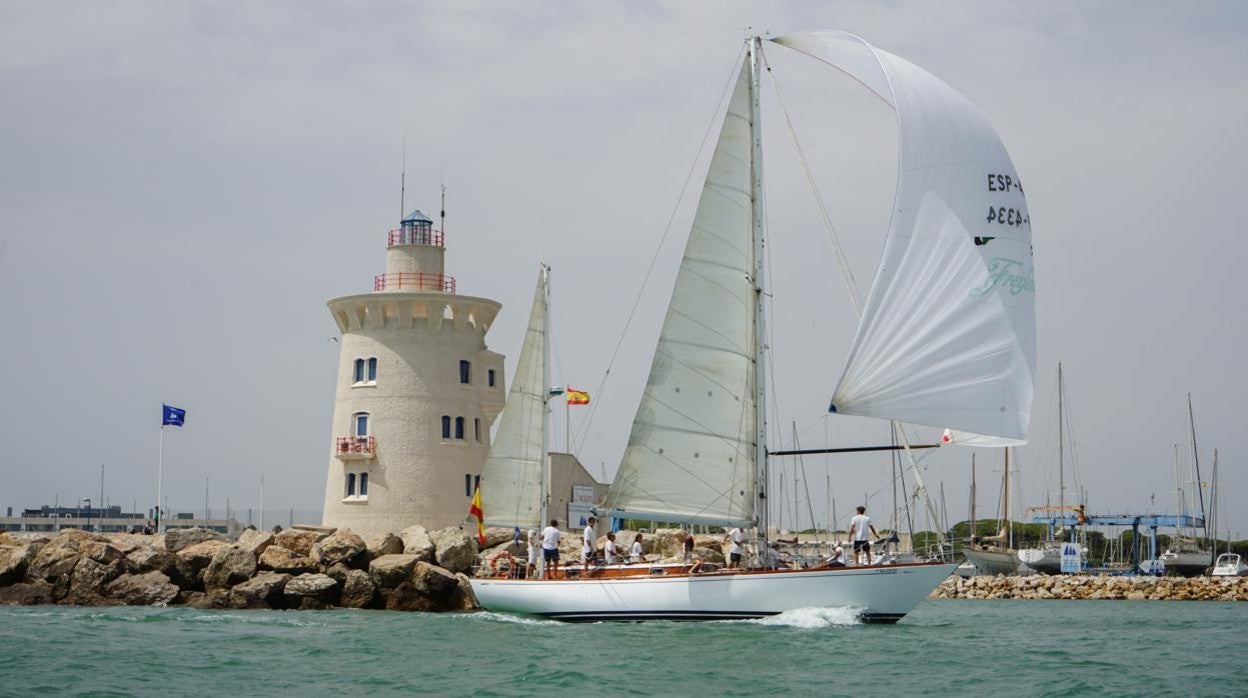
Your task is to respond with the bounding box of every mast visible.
[1187,394,1209,551]
[748,35,769,549]
[970,454,976,544]
[1005,448,1012,549]
[539,265,551,532]
[1058,362,1065,524]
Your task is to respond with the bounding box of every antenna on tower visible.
[440,165,446,234]
[400,133,408,221]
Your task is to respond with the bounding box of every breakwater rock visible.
[0,526,482,612]
[931,574,1248,601]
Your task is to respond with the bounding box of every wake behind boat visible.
[470,31,1037,624]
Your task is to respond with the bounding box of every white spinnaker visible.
[603,62,757,527]
[480,268,547,529]
[775,32,1036,441]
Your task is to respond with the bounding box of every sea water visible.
[2,601,1245,696]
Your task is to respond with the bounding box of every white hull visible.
[1212,554,1248,577]
[470,562,956,623]
[1160,550,1212,577]
[963,548,1019,576]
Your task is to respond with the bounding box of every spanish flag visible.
[566,388,590,405]
[468,483,485,545]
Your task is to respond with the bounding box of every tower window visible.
[346,472,356,497]
[359,472,369,496]
[474,418,481,443]
[488,369,496,387]
[441,415,451,439]
[455,416,465,440]
[354,359,365,383]
[367,357,378,381]
[354,412,369,437]
[459,360,471,384]
[465,473,472,497]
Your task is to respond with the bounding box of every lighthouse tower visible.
[322,209,505,538]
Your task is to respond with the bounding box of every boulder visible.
[481,527,518,548]
[412,561,458,599]
[236,529,274,556]
[384,581,437,612]
[232,572,291,609]
[0,580,54,605]
[692,546,725,564]
[283,573,338,605]
[274,529,330,557]
[106,571,180,606]
[176,540,230,579]
[339,570,376,609]
[400,526,436,562]
[324,562,353,584]
[447,572,478,611]
[126,547,193,588]
[203,546,257,590]
[187,588,248,610]
[163,528,226,553]
[370,554,420,589]
[80,541,129,565]
[311,530,367,567]
[258,546,319,575]
[27,546,81,582]
[0,544,38,586]
[66,557,124,605]
[366,532,404,558]
[429,528,479,575]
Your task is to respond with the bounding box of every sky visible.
[2,1,1246,538]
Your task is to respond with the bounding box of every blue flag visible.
[162,404,186,427]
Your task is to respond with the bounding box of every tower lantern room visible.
[380,209,451,293]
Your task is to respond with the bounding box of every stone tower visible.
[322,209,505,538]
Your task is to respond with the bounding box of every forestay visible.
[480,268,548,529]
[775,32,1036,442]
[603,61,758,527]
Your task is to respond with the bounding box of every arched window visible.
[454,416,465,440]
[354,413,369,437]
[367,357,378,381]
[345,472,356,497]
[459,360,471,384]
[353,358,365,383]
[488,369,496,387]
[359,472,369,496]
[441,415,451,439]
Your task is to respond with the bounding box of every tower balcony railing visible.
[374,272,456,294]
[388,228,445,247]
[336,436,375,460]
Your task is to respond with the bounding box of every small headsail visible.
[775,32,1037,441]
[602,59,758,527]
[480,267,548,528]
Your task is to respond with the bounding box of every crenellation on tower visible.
[322,205,505,537]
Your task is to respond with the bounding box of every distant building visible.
[1,504,242,537]
[321,208,506,538]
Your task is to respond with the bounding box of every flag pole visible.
[157,424,165,533]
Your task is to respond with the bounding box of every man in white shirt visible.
[581,516,598,565]
[827,542,846,567]
[848,505,879,565]
[526,529,539,579]
[540,519,561,579]
[727,526,746,568]
[604,532,619,564]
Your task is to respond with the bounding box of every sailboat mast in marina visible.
[472,31,1036,623]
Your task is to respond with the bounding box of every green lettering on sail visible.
[970,257,1035,297]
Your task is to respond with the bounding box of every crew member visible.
[849,505,879,565]
[540,519,561,579]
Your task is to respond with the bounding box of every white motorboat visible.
[471,31,1038,623]
[1211,553,1247,577]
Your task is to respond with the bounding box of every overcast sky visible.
[3,1,1246,539]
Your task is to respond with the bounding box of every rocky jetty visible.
[931,574,1248,601]
[0,525,481,612]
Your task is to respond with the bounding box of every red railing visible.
[374,272,456,293]
[388,229,445,247]
[336,436,375,456]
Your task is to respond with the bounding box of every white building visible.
[322,209,506,538]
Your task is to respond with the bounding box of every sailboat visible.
[1018,363,1087,574]
[471,31,1036,623]
[963,450,1021,576]
[1159,395,1213,577]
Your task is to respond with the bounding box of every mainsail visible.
[480,267,548,529]
[775,32,1037,442]
[602,61,758,527]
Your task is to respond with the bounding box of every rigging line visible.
[793,423,820,542]
[762,49,863,317]
[571,45,748,454]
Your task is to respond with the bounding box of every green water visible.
[2,601,1246,696]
